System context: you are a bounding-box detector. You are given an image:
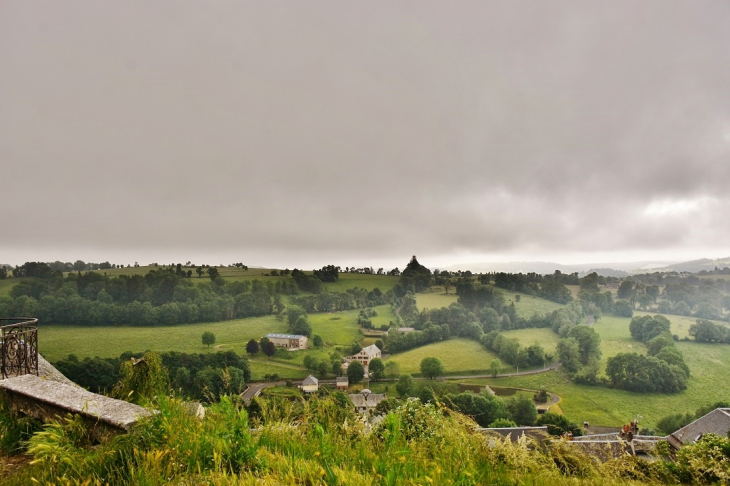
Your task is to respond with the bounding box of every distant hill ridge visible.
[441,260,674,276]
[442,256,730,276]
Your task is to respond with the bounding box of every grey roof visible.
[348,393,386,409]
[476,426,549,442]
[358,344,381,357]
[265,333,305,339]
[668,408,730,449]
[302,375,318,386]
[336,376,348,384]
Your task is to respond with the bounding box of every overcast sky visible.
[2,1,729,270]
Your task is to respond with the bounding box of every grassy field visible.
[459,311,730,429]
[38,316,289,362]
[385,338,500,375]
[415,291,458,311]
[368,304,397,329]
[507,292,564,319]
[308,310,362,346]
[321,273,398,293]
[501,328,560,354]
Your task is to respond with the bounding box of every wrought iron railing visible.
[1,318,39,379]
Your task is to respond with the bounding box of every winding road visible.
[241,361,563,403]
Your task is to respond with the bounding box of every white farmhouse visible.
[265,333,308,351]
[344,344,381,367]
[300,375,319,393]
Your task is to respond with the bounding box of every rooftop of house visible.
[668,408,730,449]
[301,375,319,386]
[265,333,306,339]
[357,344,381,357]
[476,426,550,443]
[348,393,386,409]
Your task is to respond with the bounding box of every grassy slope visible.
[415,291,458,311]
[501,328,560,354]
[0,278,29,298]
[464,311,730,428]
[385,338,500,375]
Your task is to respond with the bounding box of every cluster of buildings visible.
[294,343,386,415]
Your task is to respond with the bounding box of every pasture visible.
[38,316,288,362]
[501,328,560,354]
[385,338,500,376]
[415,291,458,311]
[465,311,730,428]
[506,291,564,319]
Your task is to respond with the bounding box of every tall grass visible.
[2,393,707,485]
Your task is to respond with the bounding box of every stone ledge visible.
[0,374,151,432]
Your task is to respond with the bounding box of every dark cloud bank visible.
[1,1,729,269]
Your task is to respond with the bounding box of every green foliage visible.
[398,255,433,293]
[346,360,364,384]
[112,351,169,405]
[536,412,583,437]
[245,338,260,355]
[506,394,537,426]
[0,395,42,454]
[6,389,726,485]
[673,434,730,484]
[567,325,602,365]
[445,391,508,427]
[420,356,444,379]
[690,319,730,343]
[369,357,385,381]
[629,315,671,342]
[556,337,582,374]
[489,418,517,427]
[605,353,688,394]
[395,374,414,397]
[201,331,215,348]
[613,300,634,318]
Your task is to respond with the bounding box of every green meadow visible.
[38,316,288,362]
[506,291,565,318]
[385,338,500,376]
[415,290,458,311]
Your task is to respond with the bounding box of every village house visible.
[265,333,308,351]
[300,375,319,393]
[348,389,386,415]
[344,344,381,367]
[667,408,730,450]
[336,376,348,391]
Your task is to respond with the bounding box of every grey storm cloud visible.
[1,1,729,268]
